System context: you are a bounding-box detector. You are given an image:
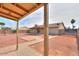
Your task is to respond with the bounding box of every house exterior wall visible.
[29,27,65,35]
[29,23,65,35]
[18,30,27,33]
[37,27,64,35]
[59,29,65,34]
[49,27,59,35]
[58,23,65,34]
[30,27,60,35]
[39,28,44,34]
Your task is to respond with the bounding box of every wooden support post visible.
[44,3,49,56]
[16,20,19,50]
[76,28,79,55]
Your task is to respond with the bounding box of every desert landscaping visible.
[0,32,78,56]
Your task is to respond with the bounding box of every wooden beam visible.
[19,4,43,22]
[16,21,19,50]
[0,11,19,19]
[33,4,39,7]
[11,3,29,13]
[29,6,36,12]
[0,14,17,21]
[2,6,23,17]
[44,3,49,56]
[29,3,43,12]
[0,3,3,8]
[36,3,41,5]
[19,5,37,20]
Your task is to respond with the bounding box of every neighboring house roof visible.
[30,22,65,29]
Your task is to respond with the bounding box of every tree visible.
[71,19,75,29]
[0,22,5,34]
[35,24,40,34]
[0,22,5,28]
[1,27,11,35]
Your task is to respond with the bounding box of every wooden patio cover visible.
[0,3,43,21]
[0,3,49,56]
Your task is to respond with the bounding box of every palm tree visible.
[71,19,75,29]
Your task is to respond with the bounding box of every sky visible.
[19,6,44,28]
[0,17,16,29]
[49,3,79,29]
[1,3,79,29]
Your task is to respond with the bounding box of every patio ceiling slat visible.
[33,3,41,7]
[0,3,44,21]
[19,3,43,20]
[11,3,29,13]
[0,11,19,19]
[0,14,17,20]
[2,5,24,16]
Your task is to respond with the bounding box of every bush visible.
[12,30,17,33]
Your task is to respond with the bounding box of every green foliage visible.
[12,30,17,33]
[0,22,5,26]
[1,27,11,30]
[71,19,76,29]
[71,19,75,24]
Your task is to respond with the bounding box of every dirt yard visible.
[0,34,26,48]
[0,33,78,56]
[0,33,44,48]
[30,35,78,56]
